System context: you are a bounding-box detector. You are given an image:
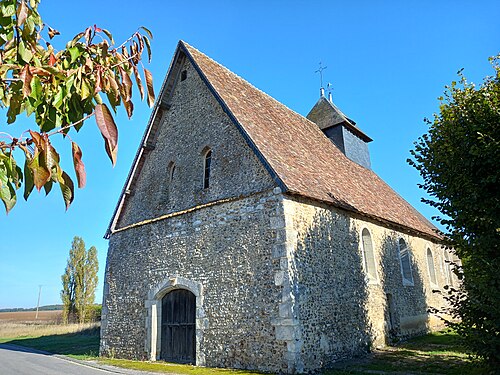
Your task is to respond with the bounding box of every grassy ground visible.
[0,318,490,375]
[326,330,489,375]
[0,322,100,359]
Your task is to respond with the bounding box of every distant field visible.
[0,310,98,340]
[0,310,62,323]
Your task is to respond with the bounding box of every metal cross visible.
[315,62,327,88]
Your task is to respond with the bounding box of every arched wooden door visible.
[160,289,196,364]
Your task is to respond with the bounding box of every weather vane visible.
[315,62,327,88]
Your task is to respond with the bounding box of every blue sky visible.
[1,0,498,308]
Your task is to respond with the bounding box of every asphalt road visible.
[0,344,155,375]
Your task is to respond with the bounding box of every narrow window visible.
[181,70,187,81]
[444,251,454,287]
[427,248,437,286]
[398,239,413,285]
[361,228,378,282]
[203,149,212,189]
[169,163,176,182]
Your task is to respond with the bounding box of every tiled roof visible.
[181,41,439,239]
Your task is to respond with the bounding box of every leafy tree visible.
[61,236,98,323]
[0,0,154,213]
[410,55,500,365]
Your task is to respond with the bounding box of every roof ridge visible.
[181,41,320,130]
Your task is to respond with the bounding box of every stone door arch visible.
[145,276,206,365]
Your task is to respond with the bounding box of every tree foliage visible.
[410,55,500,365]
[0,0,155,213]
[61,236,98,324]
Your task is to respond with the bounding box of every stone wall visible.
[101,190,289,372]
[117,57,275,228]
[280,195,448,372]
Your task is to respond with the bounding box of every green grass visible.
[97,358,263,375]
[0,325,100,358]
[325,330,489,375]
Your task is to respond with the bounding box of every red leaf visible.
[49,53,57,66]
[84,27,92,44]
[119,66,132,102]
[144,67,155,107]
[95,69,102,94]
[132,65,144,100]
[94,24,102,33]
[123,98,134,119]
[19,65,33,97]
[71,142,86,188]
[17,0,28,27]
[94,104,118,166]
[27,131,51,190]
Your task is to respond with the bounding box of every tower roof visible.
[307,96,373,143]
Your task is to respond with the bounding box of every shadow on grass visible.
[324,330,490,375]
[1,325,99,358]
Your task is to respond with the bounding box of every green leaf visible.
[65,75,75,93]
[2,3,15,17]
[23,159,34,200]
[0,164,17,214]
[102,28,114,44]
[58,171,74,210]
[140,26,153,39]
[68,46,81,63]
[30,76,42,102]
[6,92,22,124]
[52,86,64,109]
[81,78,91,100]
[43,179,53,195]
[142,35,152,63]
[18,39,33,63]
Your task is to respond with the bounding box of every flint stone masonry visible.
[117,59,275,228]
[280,196,447,371]
[101,190,288,371]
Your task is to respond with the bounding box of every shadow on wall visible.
[378,233,428,344]
[291,209,372,370]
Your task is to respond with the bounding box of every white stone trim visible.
[425,245,439,289]
[397,237,414,286]
[271,196,304,373]
[359,226,380,285]
[145,276,206,365]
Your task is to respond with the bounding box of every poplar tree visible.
[61,236,98,323]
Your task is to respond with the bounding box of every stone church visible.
[100,41,455,373]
